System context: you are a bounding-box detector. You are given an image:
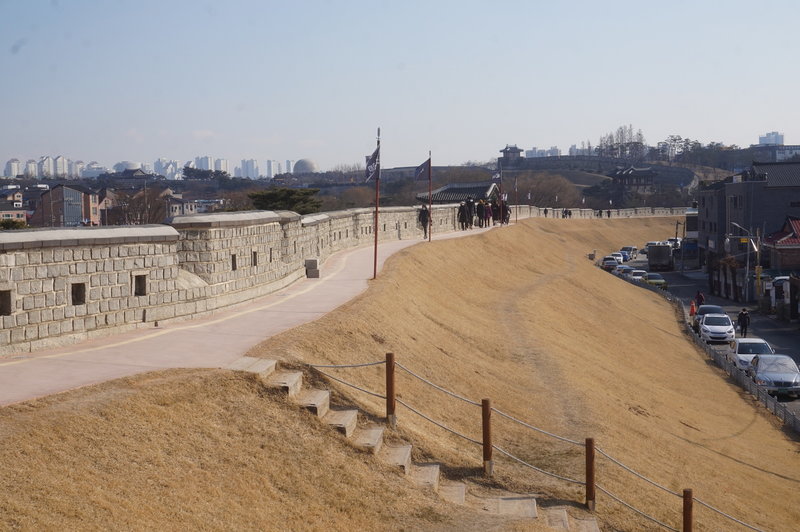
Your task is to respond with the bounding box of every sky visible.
[1,0,799,172]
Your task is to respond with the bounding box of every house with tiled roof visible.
[763,216,800,269]
[415,181,499,204]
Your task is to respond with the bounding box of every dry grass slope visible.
[1,217,798,531]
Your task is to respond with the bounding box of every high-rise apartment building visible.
[285,160,293,174]
[214,158,229,174]
[69,160,85,178]
[54,155,68,178]
[24,160,37,178]
[266,160,278,178]
[38,156,54,178]
[759,131,784,146]
[240,159,259,178]
[195,156,213,170]
[4,159,21,177]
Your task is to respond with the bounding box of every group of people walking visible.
[457,197,510,230]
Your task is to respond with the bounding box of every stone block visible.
[41,309,53,322]
[11,328,24,343]
[34,294,45,308]
[87,302,100,315]
[64,305,75,318]
[73,318,84,331]
[0,329,9,344]
[15,313,27,326]
[25,326,39,340]
[17,281,31,295]
[48,323,60,336]
[45,293,55,306]
[22,296,34,310]
[3,315,15,328]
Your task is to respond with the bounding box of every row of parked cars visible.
[691,305,800,397]
[599,246,668,290]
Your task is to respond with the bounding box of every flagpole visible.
[514,175,518,224]
[373,128,380,280]
[427,150,432,242]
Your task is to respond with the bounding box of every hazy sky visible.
[1,0,798,172]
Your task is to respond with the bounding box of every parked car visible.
[615,265,634,276]
[727,338,774,370]
[666,237,682,249]
[601,258,619,271]
[620,246,638,260]
[618,250,631,262]
[642,272,668,290]
[746,354,800,397]
[610,252,624,264]
[699,313,736,343]
[692,304,725,333]
[630,269,647,281]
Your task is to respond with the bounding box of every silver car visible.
[726,338,774,370]
[746,354,800,396]
[699,314,735,343]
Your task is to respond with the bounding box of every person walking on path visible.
[418,205,430,239]
[695,290,706,307]
[737,308,751,337]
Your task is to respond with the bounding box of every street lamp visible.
[730,222,760,301]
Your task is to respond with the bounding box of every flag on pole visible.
[414,158,431,181]
[365,146,380,182]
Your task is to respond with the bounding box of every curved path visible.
[0,226,496,406]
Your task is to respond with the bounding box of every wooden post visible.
[683,489,693,532]
[385,352,396,428]
[585,437,596,510]
[482,398,493,476]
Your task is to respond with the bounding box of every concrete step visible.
[480,495,538,518]
[570,516,601,532]
[438,482,466,505]
[380,443,412,474]
[543,508,569,529]
[322,408,358,438]
[409,463,440,491]
[227,356,277,376]
[265,370,303,397]
[295,388,330,418]
[352,425,384,454]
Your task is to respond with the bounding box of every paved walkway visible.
[0,226,495,406]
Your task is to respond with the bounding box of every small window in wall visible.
[270,248,273,262]
[0,290,11,316]
[232,254,238,271]
[383,223,386,231]
[345,229,348,238]
[404,222,407,229]
[252,251,258,267]
[294,242,297,254]
[71,283,86,305]
[134,275,147,296]
[339,231,342,239]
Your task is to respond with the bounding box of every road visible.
[628,254,800,415]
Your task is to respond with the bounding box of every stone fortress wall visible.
[0,204,685,355]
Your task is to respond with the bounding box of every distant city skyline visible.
[2,1,800,172]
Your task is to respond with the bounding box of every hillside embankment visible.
[1,217,797,531]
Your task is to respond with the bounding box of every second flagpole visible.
[372,128,380,280]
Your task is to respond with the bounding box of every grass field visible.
[1,217,797,531]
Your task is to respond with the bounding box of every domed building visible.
[292,159,319,174]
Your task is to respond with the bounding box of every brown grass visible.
[1,217,798,531]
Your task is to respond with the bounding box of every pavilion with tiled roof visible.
[415,181,499,204]
[763,215,800,268]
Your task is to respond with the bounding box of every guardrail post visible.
[585,437,596,510]
[482,398,493,476]
[683,489,693,532]
[386,352,396,429]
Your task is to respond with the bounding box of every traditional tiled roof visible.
[751,161,800,187]
[415,181,499,203]
[764,216,800,247]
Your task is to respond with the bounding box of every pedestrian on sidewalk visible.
[737,308,750,337]
[695,290,705,307]
[418,205,430,239]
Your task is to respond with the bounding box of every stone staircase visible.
[229,356,601,531]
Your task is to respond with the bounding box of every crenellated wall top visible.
[168,210,300,229]
[0,225,179,251]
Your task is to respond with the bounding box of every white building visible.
[285,160,294,174]
[4,159,21,177]
[54,155,68,178]
[266,160,278,178]
[195,155,213,170]
[759,131,784,145]
[69,160,85,178]
[82,161,108,178]
[38,156,53,178]
[214,158,229,174]
[241,159,259,178]
[24,160,37,178]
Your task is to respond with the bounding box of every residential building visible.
[166,196,198,217]
[54,155,68,178]
[28,184,100,227]
[69,160,85,178]
[285,160,294,174]
[38,156,53,178]
[23,160,37,178]
[196,156,213,171]
[4,159,21,177]
[0,199,26,224]
[758,131,784,146]
[82,162,108,178]
[241,159,259,178]
[214,158,229,174]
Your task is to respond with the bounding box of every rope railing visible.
[492,407,585,446]
[313,369,385,399]
[395,362,482,407]
[492,445,585,485]
[693,497,765,532]
[396,398,482,446]
[596,447,682,498]
[596,485,679,532]
[307,354,766,531]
